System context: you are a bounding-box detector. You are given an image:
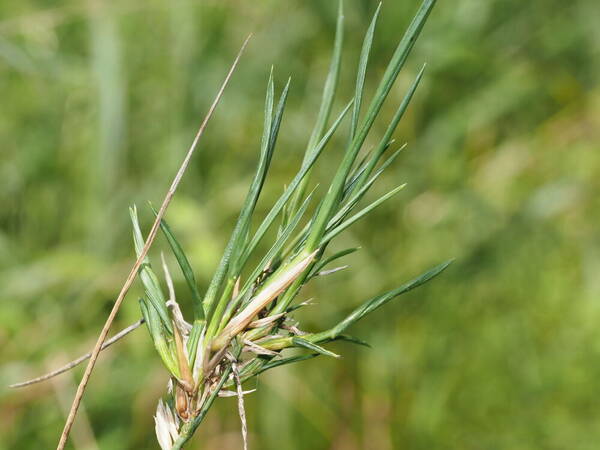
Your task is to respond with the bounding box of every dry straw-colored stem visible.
[56,35,251,450]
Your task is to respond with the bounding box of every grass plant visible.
[9,1,449,448]
[130,1,449,448]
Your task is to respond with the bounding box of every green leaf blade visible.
[320,183,407,246]
[320,260,453,339]
[292,336,340,358]
[151,206,204,319]
[305,0,437,250]
[130,206,173,335]
[350,2,381,141]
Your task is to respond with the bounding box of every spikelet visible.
[154,399,180,450]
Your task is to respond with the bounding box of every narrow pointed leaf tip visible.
[350,2,381,141]
[325,259,453,338]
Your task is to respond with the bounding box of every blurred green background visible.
[1,0,599,448]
